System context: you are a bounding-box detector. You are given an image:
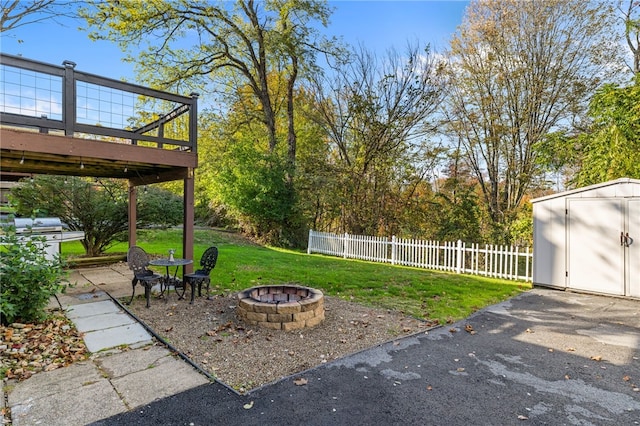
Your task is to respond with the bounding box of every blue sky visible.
[1,1,468,82]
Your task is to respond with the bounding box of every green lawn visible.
[62,228,531,324]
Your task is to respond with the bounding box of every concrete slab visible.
[94,282,135,299]
[111,356,210,408]
[8,362,103,404]
[65,269,93,286]
[82,322,152,352]
[10,379,125,426]
[80,267,129,285]
[73,311,137,333]
[61,281,97,296]
[96,345,174,378]
[65,300,121,319]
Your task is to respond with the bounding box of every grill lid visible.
[13,217,63,233]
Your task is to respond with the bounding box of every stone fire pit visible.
[237,285,325,331]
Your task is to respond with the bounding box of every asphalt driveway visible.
[91,288,640,425]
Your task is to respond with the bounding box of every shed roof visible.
[530,177,640,204]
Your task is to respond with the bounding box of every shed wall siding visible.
[533,197,566,287]
[531,179,640,297]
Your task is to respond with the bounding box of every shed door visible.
[567,198,625,295]
[628,199,640,297]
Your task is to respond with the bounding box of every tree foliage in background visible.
[619,0,640,74]
[10,0,639,249]
[200,74,327,245]
[10,176,183,256]
[570,77,640,186]
[445,0,627,243]
[426,154,483,243]
[0,0,76,33]
[308,43,446,236]
[80,0,337,246]
[137,185,185,229]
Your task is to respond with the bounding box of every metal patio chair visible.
[183,246,218,304]
[127,245,163,308]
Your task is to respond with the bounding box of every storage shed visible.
[532,178,640,298]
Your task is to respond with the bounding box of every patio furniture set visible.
[127,245,218,307]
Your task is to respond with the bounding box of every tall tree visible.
[0,0,76,33]
[81,0,332,165]
[571,77,640,186]
[619,0,640,74]
[81,0,335,245]
[444,0,627,242]
[309,43,446,235]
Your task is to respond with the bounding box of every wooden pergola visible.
[0,53,199,270]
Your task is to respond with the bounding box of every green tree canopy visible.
[445,0,628,242]
[571,77,640,186]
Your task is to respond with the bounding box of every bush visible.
[10,176,185,256]
[0,226,66,325]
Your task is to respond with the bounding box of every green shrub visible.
[0,226,66,325]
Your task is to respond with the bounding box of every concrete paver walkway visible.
[4,264,209,426]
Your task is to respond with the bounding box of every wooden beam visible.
[1,128,197,168]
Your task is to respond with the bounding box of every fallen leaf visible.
[517,415,529,420]
[591,355,603,361]
[243,401,254,409]
[565,347,576,352]
[525,328,534,333]
[449,328,457,333]
[623,375,631,382]
[426,385,433,391]
[464,324,474,333]
[294,378,308,386]
[565,374,570,380]
[457,367,465,372]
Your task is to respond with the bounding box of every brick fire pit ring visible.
[236,285,325,331]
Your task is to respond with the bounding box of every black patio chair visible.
[127,245,163,308]
[183,246,218,304]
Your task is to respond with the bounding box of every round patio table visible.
[149,258,193,300]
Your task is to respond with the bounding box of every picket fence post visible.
[456,239,462,274]
[343,233,349,259]
[391,235,397,265]
[307,229,313,254]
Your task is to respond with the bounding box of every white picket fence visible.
[307,229,532,282]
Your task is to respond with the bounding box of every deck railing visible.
[307,229,532,282]
[0,53,198,152]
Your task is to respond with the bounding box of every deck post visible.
[183,170,195,274]
[128,183,137,248]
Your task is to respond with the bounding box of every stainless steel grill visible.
[5,217,85,260]
[13,217,64,234]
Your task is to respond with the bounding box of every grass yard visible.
[61,228,531,324]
